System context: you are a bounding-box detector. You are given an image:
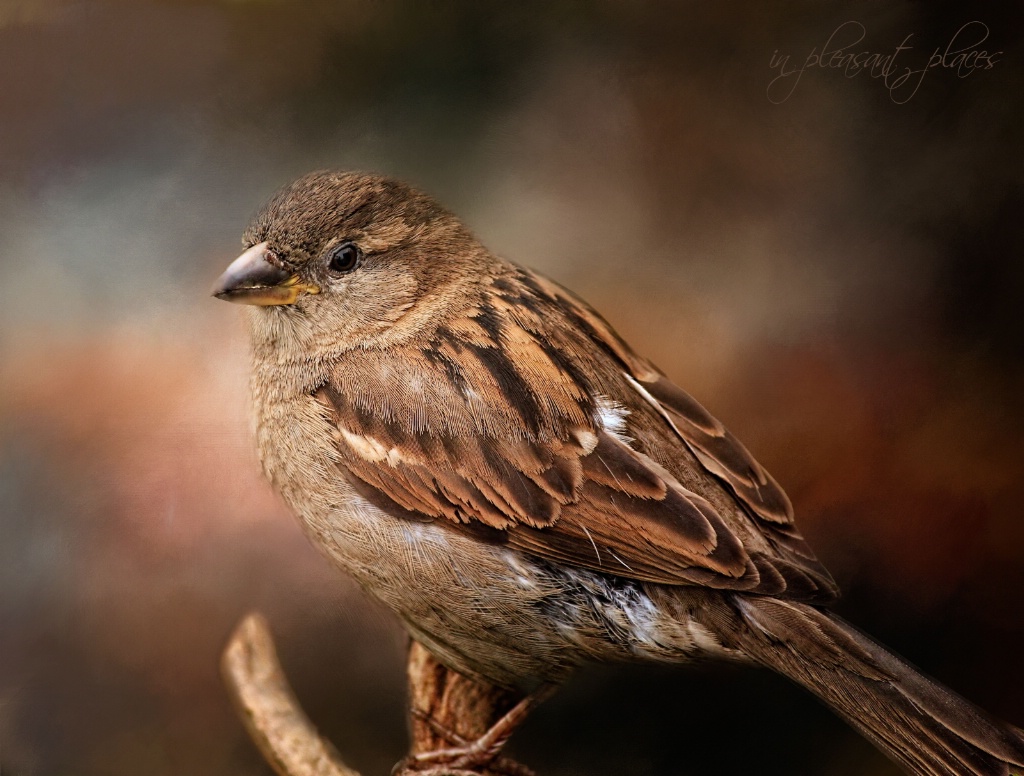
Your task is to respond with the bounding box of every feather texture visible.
[227,171,1024,775]
[694,594,1024,776]
[315,264,838,601]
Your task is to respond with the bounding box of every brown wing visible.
[519,268,838,599]
[317,264,837,602]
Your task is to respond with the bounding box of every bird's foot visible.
[395,761,533,776]
[396,690,549,776]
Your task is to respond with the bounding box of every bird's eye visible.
[327,242,362,274]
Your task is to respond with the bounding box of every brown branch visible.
[222,612,533,776]
[221,613,360,776]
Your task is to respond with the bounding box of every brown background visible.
[1,2,1022,775]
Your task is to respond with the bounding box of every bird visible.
[213,170,1024,776]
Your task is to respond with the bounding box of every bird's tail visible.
[696,594,1024,776]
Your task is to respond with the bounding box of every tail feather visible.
[697,595,1024,776]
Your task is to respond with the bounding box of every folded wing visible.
[316,265,837,602]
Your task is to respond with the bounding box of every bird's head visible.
[213,171,486,351]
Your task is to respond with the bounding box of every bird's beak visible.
[212,242,320,306]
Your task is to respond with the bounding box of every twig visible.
[222,613,532,776]
[221,613,360,776]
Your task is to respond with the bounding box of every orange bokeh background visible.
[1,3,1022,775]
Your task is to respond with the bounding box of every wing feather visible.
[316,265,838,602]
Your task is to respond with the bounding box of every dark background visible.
[1,2,1022,775]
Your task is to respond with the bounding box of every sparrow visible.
[214,171,1024,776]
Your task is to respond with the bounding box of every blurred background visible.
[1,1,1022,774]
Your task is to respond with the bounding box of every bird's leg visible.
[400,640,553,775]
[407,708,534,776]
[405,688,554,774]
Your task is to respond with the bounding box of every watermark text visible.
[767,21,1002,104]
